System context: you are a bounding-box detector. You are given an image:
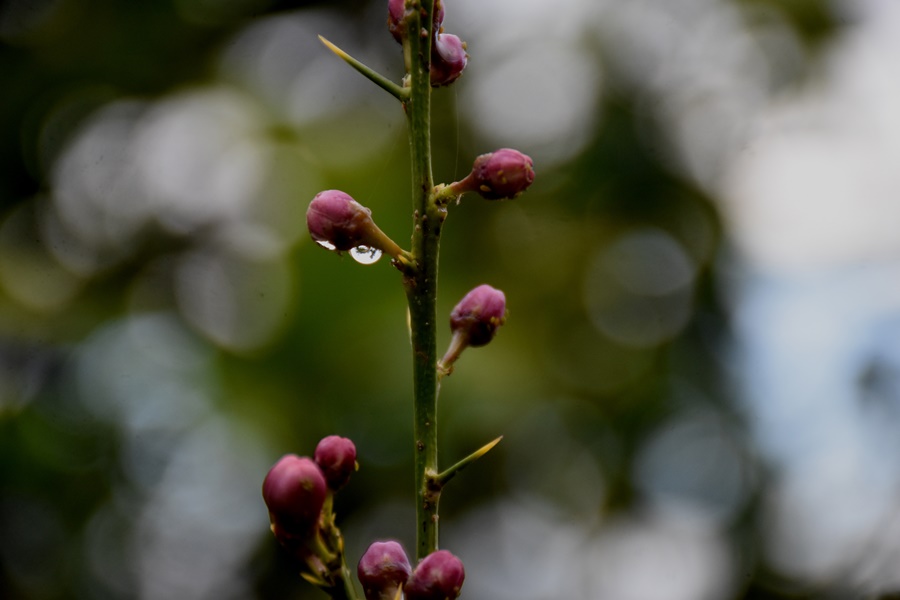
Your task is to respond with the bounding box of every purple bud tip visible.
[431,33,467,87]
[450,284,507,347]
[404,550,465,600]
[434,0,445,32]
[307,190,375,252]
[431,0,444,35]
[358,540,412,600]
[314,435,358,491]
[472,148,535,200]
[388,0,405,44]
[262,454,327,539]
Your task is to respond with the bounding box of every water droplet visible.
[350,245,382,265]
[316,239,337,251]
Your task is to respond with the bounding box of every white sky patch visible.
[721,3,900,273]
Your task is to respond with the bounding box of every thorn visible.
[318,35,409,102]
[435,435,503,486]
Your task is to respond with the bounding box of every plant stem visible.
[332,565,360,600]
[401,0,443,562]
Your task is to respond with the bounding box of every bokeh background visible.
[3,0,900,598]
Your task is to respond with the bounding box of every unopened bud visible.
[451,284,506,347]
[307,190,405,261]
[262,455,327,540]
[450,148,535,200]
[439,284,506,375]
[433,0,445,33]
[314,435,358,491]
[430,33,467,87]
[404,550,465,600]
[388,0,405,44]
[358,540,412,600]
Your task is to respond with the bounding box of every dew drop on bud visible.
[316,240,338,251]
[350,246,383,265]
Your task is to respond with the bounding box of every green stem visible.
[331,565,359,600]
[315,494,360,600]
[401,0,443,562]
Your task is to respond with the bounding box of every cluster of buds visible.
[389,0,467,87]
[439,284,507,376]
[358,541,465,600]
[262,436,358,592]
[264,437,472,600]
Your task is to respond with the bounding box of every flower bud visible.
[314,435,358,491]
[388,0,405,44]
[433,0,445,33]
[262,454,327,539]
[358,540,412,600]
[307,190,404,261]
[450,284,506,347]
[439,284,506,375]
[307,190,374,252]
[450,148,535,200]
[430,33,467,87]
[404,550,465,600]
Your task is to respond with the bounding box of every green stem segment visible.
[332,567,359,600]
[309,495,361,600]
[400,0,443,562]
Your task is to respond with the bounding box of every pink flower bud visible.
[404,550,465,600]
[430,33,467,87]
[358,540,412,600]
[388,0,405,44]
[262,455,327,539]
[473,148,535,199]
[439,284,507,375]
[314,435,358,491]
[433,0,445,33]
[449,148,535,200]
[307,190,374,252]
[450,284,507,347]
[307,190,404,261]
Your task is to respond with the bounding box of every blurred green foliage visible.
[0,0,855,599]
